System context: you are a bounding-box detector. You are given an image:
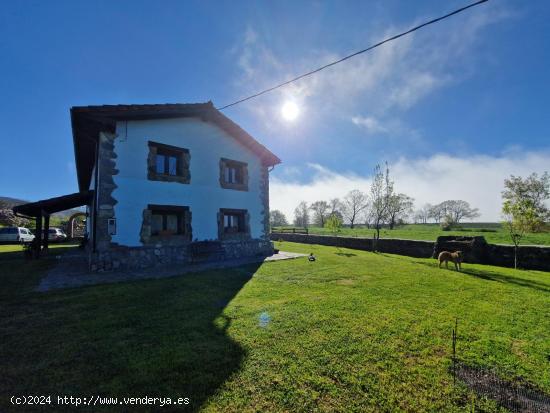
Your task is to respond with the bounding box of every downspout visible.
[92,138,99,253]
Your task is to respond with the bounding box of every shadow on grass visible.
[334,252,357,257]
[1,254,261,412]
[411,259,550,293]
[459,268,550,293]
[0,250,25,261]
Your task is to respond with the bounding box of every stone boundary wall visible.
[270,233,550,272]
[271,233,433,258]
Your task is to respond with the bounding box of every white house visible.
[71,102,281,270]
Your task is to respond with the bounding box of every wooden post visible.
[43,214,50,254]
[34,213,43,259]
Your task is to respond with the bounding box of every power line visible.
[217,0,489,111]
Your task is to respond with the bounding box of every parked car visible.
[43,228,68,242]
[0,227,35,244]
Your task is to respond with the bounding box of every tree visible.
[386,193,414,229]
[341,190,368,229]
[428,203,445,224]
[309,201,330,227]
[0,202,31,228]
[444,200,480,224]
[414,203,432,224]
[325,213,343,235]
[368,163,393,243]
[429,200,480,225]
[293,201,309,228]
[502,199,537,269]
[502,172,550,232]
[269,210,288,228]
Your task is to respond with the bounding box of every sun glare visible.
[281,101,299,121]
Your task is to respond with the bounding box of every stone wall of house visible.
[223,239,273,259]
[90,239,273,272]
[270,233,550,271]
[259,166,271,241]
[95,131,118,252]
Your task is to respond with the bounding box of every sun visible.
[281,101,299,121]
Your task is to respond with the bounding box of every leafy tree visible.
[502,199,537,269]
[325,213,343,236]
[502,172,549,232]
[293,201,309,228]
[342,190,368,229]
[386,193,414,229]
[269,210,288,228]
[309,201,330,227]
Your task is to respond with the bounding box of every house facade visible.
[71,103,281,271]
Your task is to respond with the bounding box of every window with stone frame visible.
[147,141,190,184]
[141,204,192,244]
[218,208,250,240]
[219,158,248,191]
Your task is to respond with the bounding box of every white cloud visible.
[270,150,550,223]
[351,115,388,134]
[230,2,512,130]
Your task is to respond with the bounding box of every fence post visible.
[452,318,458,385]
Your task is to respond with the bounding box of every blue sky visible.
[1,0,549,220]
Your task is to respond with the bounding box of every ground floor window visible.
[219,208,250,239]
[149,205,190,236]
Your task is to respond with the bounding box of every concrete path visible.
[36,251,307,292]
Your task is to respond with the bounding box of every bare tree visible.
[428,200,479,224]
[369,163,393,242]
[328,198,341,215]
[428,203,445,223]
[414,203,432,224]
[441,200,480,223]
[293,201,309,228]
[269,210,288,228]
[341,190,368,229]
[309,201,330,227]
[386,193,414,229]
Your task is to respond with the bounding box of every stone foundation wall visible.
[90,239,273,272]
[271,233,550,271]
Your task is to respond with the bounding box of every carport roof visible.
[12,191,92,217]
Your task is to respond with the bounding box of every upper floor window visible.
[219,158,248,191]
[147,141,190,184]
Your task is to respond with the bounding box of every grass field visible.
[1,242,549,412]
[279,223,550,246]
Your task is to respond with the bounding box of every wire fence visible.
[451,320,550,413]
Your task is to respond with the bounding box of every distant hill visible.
[0,196,85,218]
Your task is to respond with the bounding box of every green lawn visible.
[295,223,550,246]
[1,241,549,412]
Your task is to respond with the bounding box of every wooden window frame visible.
[218,208,251,240]
[144,204,192,243]
[147,141,191,184]
[219,158,248,191]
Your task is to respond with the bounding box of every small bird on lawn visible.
[308,253,316,262]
